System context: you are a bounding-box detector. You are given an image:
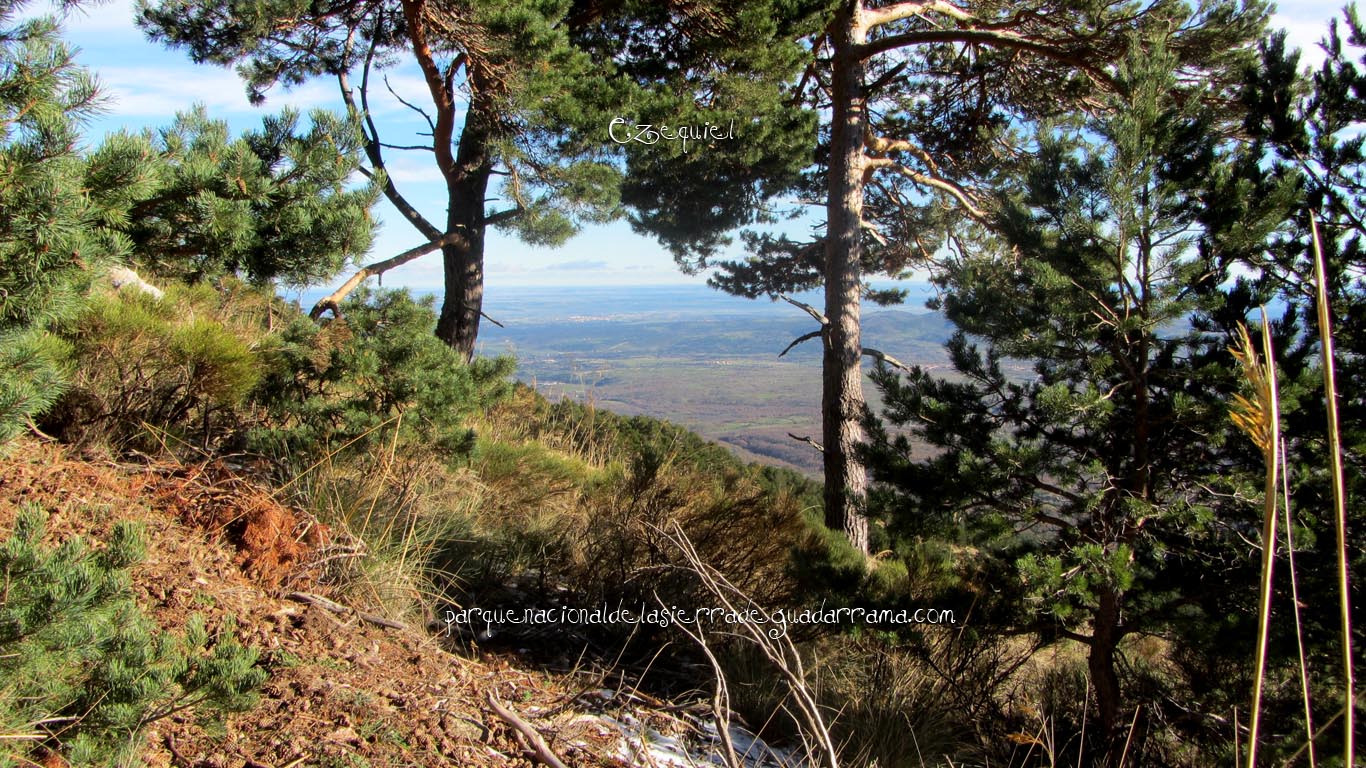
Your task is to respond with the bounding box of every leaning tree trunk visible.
[434,92,496,362]
[822,2,871,555]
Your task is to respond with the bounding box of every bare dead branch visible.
[484,206,523,225]
[865,60,910,94]
[480,310,505,328]
[789,433,825,453]
[486,691,570,768]
[863,346,912,373]
[861,218,890,246]
[779,294,829,325]
[663,597,743,768]
[310,232,466,319]
[854,28,1118,89]
[862,0,973,29]
[377,141,435,152]
[878,160,988,222]
[779,330,824,358]
[284,592,407,631]
[338,42,442,240]
[791,56,818,106]
[655,523,840,767]
[383,73,436,133]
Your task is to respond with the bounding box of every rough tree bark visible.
[823,1,871,554]
[435,97,494,359]
[1089,587,1125,761]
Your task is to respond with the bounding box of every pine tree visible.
[86,106,379,287]
[137,0,814,361]
[638,0,1270,555]
[0,1,104,445]
[864,39,1291,762]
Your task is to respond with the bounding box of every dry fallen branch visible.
[486,691,570,768]
[655,522,840,768]
[285,591,407,631]
[662,591,743,768]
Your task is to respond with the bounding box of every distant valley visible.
[297,283,1008,474]
[474,285,960,475]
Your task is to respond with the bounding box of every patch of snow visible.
[605,714,804,768]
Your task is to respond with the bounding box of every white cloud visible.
[381,154,448,184]
[93,65,337,118]
[1273,2,1347,68]
[57,0,139,32]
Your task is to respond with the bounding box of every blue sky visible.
[36,0,1351,291]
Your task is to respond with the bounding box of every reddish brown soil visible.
[0,440,624,768]
[146,459,328,589]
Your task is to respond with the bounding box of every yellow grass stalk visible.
[1309,216,1355,767]
[1230,313,1280,768]
[1281,438,1317,768]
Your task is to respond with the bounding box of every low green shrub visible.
[0,328,72,447]
[250,287,514,465]
[0,505,266,767]
[45,281,264,448]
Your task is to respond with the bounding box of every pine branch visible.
[855,29,1118,89]
[861,1,973,29]
[310,233,467,319]
[383,73,436,133]
[779,329,824,357]
[337,39,442,240]
[862,347,911,372]
[778,294,829,325]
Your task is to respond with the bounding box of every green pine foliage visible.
[86,106,378,287]
[250,287,515,464]
[0,2,106,445]
[47,282,264,448]
[865,40,1291,763]
[0,505,266,767]
[570,0,821,261]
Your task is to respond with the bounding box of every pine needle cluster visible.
[0,505,266,767]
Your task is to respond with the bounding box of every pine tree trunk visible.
[823,2,871,555]
[434,97,495,362]
[1089,587,1125,764]
[435,229,485,362]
